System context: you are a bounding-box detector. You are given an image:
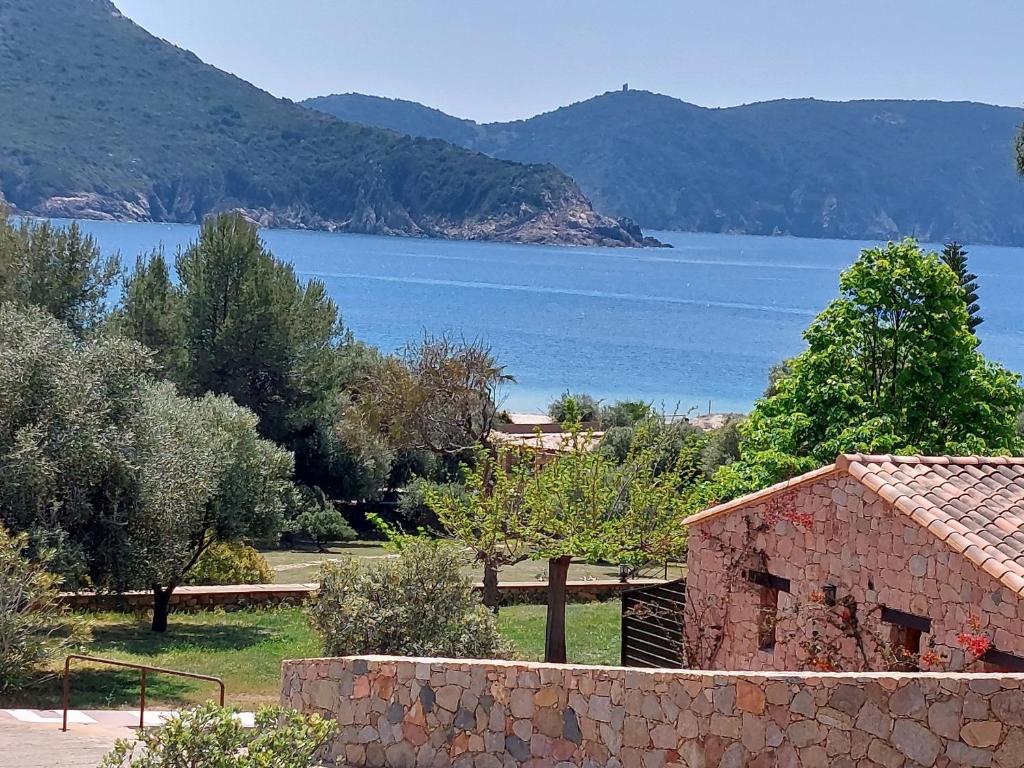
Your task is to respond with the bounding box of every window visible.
[747,571,790,652]
[881,607,931,667]
[890,624,922,657]
[757,585,779,651]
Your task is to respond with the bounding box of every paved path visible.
[0,710,255,768]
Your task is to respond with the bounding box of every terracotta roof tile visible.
[687,453,1024,598]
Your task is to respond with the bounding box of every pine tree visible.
[940,241,983,334]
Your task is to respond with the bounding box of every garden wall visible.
[59,579,657,612]
[281,655,1024,768]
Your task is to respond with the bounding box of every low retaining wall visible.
[281,656,1024,768]
[58,579,658,612]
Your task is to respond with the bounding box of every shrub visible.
[101,703,335,768]
[307,538,505,659]
[0,527,81,692]
[284,485,356,551]
[183,542,273,586]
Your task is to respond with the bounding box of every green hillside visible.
[308,89,1024,246]
[0,0,651,246]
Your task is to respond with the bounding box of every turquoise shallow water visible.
[60,220,1024,413]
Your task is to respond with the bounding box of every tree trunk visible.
[151,585,174,633]
[544,555,572,663]
[482,562,501,614]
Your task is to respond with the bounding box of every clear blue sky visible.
[116,1,1023,123]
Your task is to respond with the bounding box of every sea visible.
[57,220,1024,415]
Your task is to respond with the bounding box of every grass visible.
[4,602,621,710]
[498,602,621,667]
[262,543,681,584]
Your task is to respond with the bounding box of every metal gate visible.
[620,578,686,668]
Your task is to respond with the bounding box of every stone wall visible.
[59,579,656,613]
[685,472,1024,672]
[280,655,1024,767]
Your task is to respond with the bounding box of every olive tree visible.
[0,304,293,631]
[124,384,293,631]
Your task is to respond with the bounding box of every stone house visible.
[682,454,1024,673]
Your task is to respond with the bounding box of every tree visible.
[124,384,292,631]
[357,334,513,456]
[0,304,293,632]
[174,214,344,447]
[524,417,690,663]
[0,208,119,334]
[119,213,378,507]
[0,303,154,586]
[723,239,1023,496]
[940,241,982,333]
[115,250,185,377]
[425,447,534,611]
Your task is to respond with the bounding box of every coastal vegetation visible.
[308,90,1024,246]
[1,200,1022,688]
[0,0,650,246]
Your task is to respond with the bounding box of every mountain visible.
[0,1,658,248]
[307,90,1024,246]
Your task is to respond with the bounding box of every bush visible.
[284,485,356,551]
[307,538,505,659]
[0,527,81,692]
[101,703,335,768]
[183,542,273,586]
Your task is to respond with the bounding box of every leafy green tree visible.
[0,304,292,632]
[115,249,185,376]
[102,704,335,768]
[0,527,82,692]
[174,213,343,446]
[425,447,534,611]
[940,241,982,333]
[0,209,119,334]
[524,417,690,663]
[119,213,377,508]
[726,239,1023,495]
[0,303,154,581]
[125,384,293,631]
[600,400,655,428]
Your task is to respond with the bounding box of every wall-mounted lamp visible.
[823,584,838,607]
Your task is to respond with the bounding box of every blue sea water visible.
[60,220,1024,414]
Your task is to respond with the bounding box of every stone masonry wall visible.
[685,472,1024,672]
[281,655,1024,767]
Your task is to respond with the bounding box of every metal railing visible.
[62,654,225,732]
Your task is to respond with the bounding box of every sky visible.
[115,1,1023,123]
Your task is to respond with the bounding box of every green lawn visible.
[5,602,621,710]
[262,543,680,584]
